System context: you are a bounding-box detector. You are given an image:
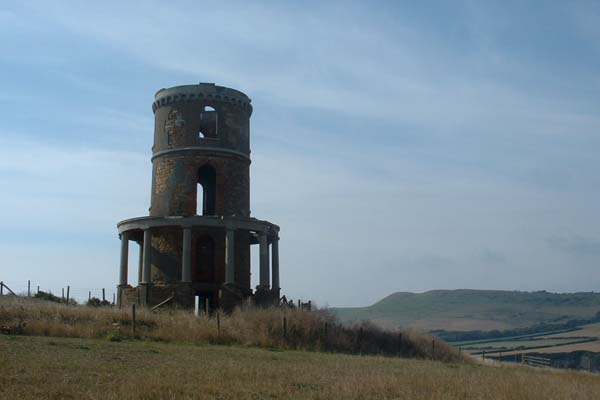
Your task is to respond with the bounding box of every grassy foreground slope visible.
[331,289,600,331]
[2,335,600,400]
[0,296,460,362]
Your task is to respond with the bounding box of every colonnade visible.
[118,228,280,292]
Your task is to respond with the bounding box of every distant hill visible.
[330,289,600,332]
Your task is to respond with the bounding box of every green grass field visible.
[457,323,600,355]
[462,337,594,353]
[2,335,600,400]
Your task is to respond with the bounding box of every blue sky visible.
[0,1,599,306]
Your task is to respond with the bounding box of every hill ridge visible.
[331,289,600,331]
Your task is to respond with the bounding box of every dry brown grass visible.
[1,334,599,400]
[0,296,464,363]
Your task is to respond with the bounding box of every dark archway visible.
[197,164,216,215]
[193,234,215,283]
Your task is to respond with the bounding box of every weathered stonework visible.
[150,156,250,217]
[117,83,281,311]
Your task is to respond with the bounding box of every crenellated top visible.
[151,83,252,157]
[152,83,252,115]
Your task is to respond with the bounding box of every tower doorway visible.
[193,234,215,282]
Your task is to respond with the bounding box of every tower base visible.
[118,282,261,312]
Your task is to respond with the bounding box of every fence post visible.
[102,288,106,302]
[88,291,91,302]
[66,286,70,305]
[397,332,403,355]
[357,327,363,352]
[28,280,31,297]
[131,304,136,335]
[37,285,40,295]
[0,281,3,295]
[113,293,116,305]
[194,296,200,318]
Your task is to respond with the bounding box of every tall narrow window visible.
[198,105,218,139]
[197,183,204,215]
[197,164,216,215]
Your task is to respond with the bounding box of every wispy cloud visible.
[1,1,599,305]
[24,1,600,134]
[547,235,600,258]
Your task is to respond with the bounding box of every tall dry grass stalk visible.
[0,296,466,363]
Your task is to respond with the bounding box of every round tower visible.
[150,84,252,218]
[117,83,280,310]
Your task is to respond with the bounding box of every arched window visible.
[198,105,218,139]
[197,164,216,215]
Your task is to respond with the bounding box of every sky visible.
[0,1,599,307]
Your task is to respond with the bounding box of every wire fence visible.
[0,279,117,305]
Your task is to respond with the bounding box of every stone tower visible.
[117,83,280,310]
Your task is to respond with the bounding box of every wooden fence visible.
[0,281,16,296]
[0,279,115,306]
[523,355,551,368]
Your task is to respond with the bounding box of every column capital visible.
[268,235,280,244]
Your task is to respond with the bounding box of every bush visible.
[86,297,112,307]
[34,291,62,303]
[33,291,78,305]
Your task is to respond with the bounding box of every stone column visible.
[259,232,270,288]
[137,241,143,284]
[142,229,152,284]
[119,232,129,286]
[271,237,280,289]
[225,229,235,285]
[181,227,192,282]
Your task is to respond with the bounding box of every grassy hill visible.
[330,289,600,331]
[3,335,600,399]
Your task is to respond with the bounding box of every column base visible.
[117,285,137,307]
[117,284,132,307]
[219,284,244,312]
[254,286,278,307]
[138,283,151,306]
